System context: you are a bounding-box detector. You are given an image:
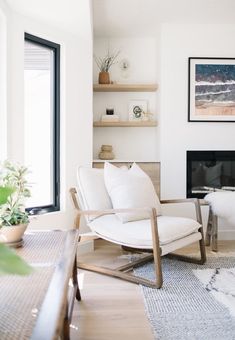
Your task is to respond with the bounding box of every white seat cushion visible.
[104,162,162,223]
[88,215,201,249]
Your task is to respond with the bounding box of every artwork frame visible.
[129,100,148,121]
[188,57,235,122]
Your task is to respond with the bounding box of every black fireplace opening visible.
[187,151,235,198]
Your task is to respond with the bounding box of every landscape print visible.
[195,61,235,117]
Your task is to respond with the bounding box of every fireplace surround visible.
[187,151,235,198]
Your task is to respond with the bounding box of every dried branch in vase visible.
[94,50,120,72]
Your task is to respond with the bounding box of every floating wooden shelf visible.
[93,121,157,127]
[93,159,158,163]
[93,83,158,92]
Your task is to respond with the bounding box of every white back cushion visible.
[104,162,162,223]
[77,167,112,221]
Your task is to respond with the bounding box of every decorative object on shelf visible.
[142,111,154,121]
[94,50,120,84]
[0,160,31,245]
[188,57,235,122]
[106,108,114,115]
[101,114,120,122]
[98,72,110,84]
[98,145,115,160]
[119,58,130,79]
[119,58,130,71]
[129,100,148,121]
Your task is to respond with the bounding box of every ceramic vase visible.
[99,145,115,160]
[99,71,110,84]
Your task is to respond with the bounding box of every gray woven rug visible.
[135,257,235,340]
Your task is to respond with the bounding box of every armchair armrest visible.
[160,198,198,204]
[76,207,154,217]
[69,187,160,227]
[160,198,202,224]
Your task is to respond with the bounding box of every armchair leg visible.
[77,232,205,288]
[205,207,213,246]
[199,227,207,263]
[166,226,206,265]
[211,214,218,252]
[77,208,163,289]
[152,250,163,288]
[77,254,162,288]
[150,208,163,288]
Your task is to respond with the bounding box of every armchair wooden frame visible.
[70,188,206,288]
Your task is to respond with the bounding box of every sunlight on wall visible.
[0,8,7,161]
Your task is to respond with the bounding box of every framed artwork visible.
[188,57,235,122]
[129,100,148,121]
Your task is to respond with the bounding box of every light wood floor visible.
[71,239,235,340]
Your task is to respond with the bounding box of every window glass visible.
[24,34,60,213]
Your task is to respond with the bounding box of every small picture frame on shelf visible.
[129,100,148,121]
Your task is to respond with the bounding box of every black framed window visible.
[24,33,60,214]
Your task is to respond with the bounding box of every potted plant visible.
[94,50,120,84]
[0,185,32,275]
[0,161,31,244]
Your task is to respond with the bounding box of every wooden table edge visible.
[30,229,80,340]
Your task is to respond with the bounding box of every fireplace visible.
[187,151,235,198]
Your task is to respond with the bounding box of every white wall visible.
[1,1,93,231]
[2,2,235,239]
[93,37,160,161]
[93,30,235,239]
[160,24,235,239]
[0,0,8,161]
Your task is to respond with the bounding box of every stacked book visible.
[101,114,120,122]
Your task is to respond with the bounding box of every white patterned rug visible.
[135,256,235,340]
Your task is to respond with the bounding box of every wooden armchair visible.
[70,166,206,288]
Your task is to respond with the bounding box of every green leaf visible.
[0,186,15,205]
[0,243,33,275]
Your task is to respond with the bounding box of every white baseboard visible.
[218,230,235,240]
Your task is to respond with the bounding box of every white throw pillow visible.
[104,162,161,223]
